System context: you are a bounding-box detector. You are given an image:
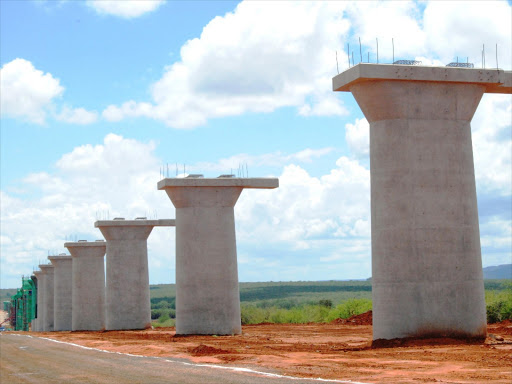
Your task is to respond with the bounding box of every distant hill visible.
[483,264,512,279]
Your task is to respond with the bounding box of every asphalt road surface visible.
[0,334,350,384]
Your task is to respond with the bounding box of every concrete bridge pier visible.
[65,241,106,331]
[95,219,175,331]
[38,264,55,332]
[32,270,44,332]
[158,177,279,335]
[333,63,512,340]
[48,255,73,331]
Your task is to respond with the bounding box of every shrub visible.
[319,299,333,308]
[486,289,512,323]
[158,313,170,323]
[326,298,372,322]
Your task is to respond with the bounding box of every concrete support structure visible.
[158,177,279,335]
[39,264,55,332]
[333,64,512,340]
[48,255,73,331]
[94,219,175,331]
[32,270,43,332]
[65,241,106,331]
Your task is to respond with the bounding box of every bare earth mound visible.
[27,317,512,383]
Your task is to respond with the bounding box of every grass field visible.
[2,279,509,326]
[149,279,512,326]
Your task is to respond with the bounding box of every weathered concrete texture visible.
[65,241,106,331]
[94,220,175,331]
[48,255,73,331]
[158,178,278,335]
[39,264,55,332]
[32,270,44,332]
[333,64,512,340]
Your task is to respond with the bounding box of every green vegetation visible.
[147,279,512,326]
[149,280,373,325]
[241,298,372,325]
[2,278,509,326]
[485,280,512,323]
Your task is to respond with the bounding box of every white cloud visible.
[0,58,64,124]
[346,1,426,61]
[236,156,371,247]
[423,1,512,68]
[472,94,512,195]
[101,1,511,130]
[0,58,98,125]
[348,0,511,68]
[102,1,350,128]
[234,156,372,280]
[55,106,98,125]
[86,0,165,19]
[345,117,369,158]
[189,147,335,175]
[0,134,176,287]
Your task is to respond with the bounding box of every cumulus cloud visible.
[234,156,372,280]
[86,0,165,19]
[472,94,512,195]
[0,134,176,287]
[345,117,369,158]
[188,147,335,175]
[0,58,98,125]
[100,1,511,130]
[346,1,426,61]
[236,156,371,247]
[423,1,512,67]
[102,1,350,128]
[55,106,98,125]
[347,0,511,68]
[0,58,64,124]
[0,135,370,286]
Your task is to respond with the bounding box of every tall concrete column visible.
[39,264,55,332]
[158,177,279,335]
[48,255,72,331]
[32,270,43,332]
[333,64,512,340]
[94,219,175,330]
[65,241,106,331]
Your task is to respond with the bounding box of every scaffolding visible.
[9,276,37,331]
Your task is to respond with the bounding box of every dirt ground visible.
[20,312,511,384]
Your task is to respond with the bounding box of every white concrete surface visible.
[94,219,175,331]
[158,177,279,335]
[65,241,106,331]
[48,255,73,331]
[333,63,512,340]
[32,270,43,332]
[39,264,55,332]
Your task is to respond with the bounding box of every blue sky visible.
[1,0,511,288]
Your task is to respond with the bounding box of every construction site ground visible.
[7,312,511,384]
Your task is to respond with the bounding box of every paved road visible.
[0,334,348,384]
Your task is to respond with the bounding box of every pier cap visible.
[48,255,72,262]
[333,63,512,94]
[94,219,175,228]
[157,177,279,190]
[39,264,54,270]
[65,240,106,248]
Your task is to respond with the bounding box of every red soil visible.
[30,316,512,384]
